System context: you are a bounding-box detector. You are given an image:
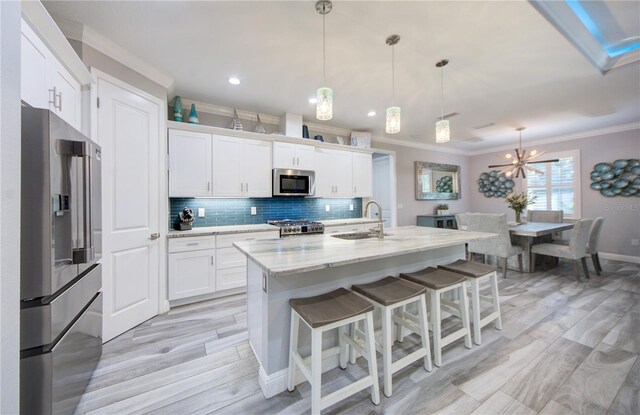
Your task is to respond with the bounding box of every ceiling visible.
[43,1,640,151]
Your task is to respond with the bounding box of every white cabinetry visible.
[315,148,354,197]
[169,130,213,197]
[212,135,272,197]
[352,152,373,197]
[168,230,279,303]
[20,19,82,130]
[273,141,315,170]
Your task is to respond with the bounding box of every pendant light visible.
[315,0,333,121]
[488,128,559,178]
[385,34,401,134]
[435,59,450,143]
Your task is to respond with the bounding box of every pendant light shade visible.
[316,87,333,120]
[435,59,450,143]
[386,106,401,134]
[385,34,401,134]
[435,119,450,143]
[316,1,333,121]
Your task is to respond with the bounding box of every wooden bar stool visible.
[399,267,472,367]
[439,259,501,346]
[350,276,432,397]
[287,288,380,415]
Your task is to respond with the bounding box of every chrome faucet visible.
[364,200,384,239]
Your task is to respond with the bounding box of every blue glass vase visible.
[187,103,199,124]
[173,96,183,122]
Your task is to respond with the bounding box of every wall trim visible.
[54,16,174,89]
[468,122,640,156]
[599,252,640,265]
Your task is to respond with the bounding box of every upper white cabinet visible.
[273,141,315,170]
[169,130,213,197]
[352,152,373,197]
[20,19,83,131]
[315,148,353,198]
[212,135,272,197]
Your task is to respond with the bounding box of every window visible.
[524,150,581,219]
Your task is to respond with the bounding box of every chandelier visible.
[488,128,558,178]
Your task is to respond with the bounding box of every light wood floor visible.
[77,259,640,415]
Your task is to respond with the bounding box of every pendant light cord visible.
[322,12,326,85]
[440,66,444,121]
[391,44,395,103]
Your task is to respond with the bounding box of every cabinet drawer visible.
[216,247,247,270]
[216,231,279,248]
[325,224,366,234]
[216,267,246,291]
[168,236,215,253]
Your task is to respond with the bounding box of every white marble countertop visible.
[234,225,497,277]
[167,223,279,238]
[320,218,381,226]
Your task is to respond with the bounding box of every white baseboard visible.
[258,354,341,398]
[599,252,640,264]
[168,287,245,308]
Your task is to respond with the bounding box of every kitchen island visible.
[233,225,496,398]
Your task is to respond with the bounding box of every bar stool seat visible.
[287,288,380,414]
[438,260,502,346]
[289,288,374,328]
[399,267,472,367]
[351,277,432,397]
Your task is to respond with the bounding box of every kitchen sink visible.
[331,232,388,240]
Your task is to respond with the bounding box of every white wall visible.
[468,129,640,258]
[0,0,22,412]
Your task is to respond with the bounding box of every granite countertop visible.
[233,225,497,277]
[320,218,381,226]
[167,223,280,238]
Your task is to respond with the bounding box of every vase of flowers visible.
[436,203,449,216]
[505,191,536,223]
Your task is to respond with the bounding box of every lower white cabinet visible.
[168,249,216,300]
[168,230,279,303]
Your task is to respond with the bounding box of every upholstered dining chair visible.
[530,219,593,282]
[556,217,605,275]
[526,210,563,223]
[462,213,523,278]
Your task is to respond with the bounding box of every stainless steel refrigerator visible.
[20,107,103,415]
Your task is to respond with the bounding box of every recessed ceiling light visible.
[228,77,240,85]
[367,111,376,117]
[308,97,318,104]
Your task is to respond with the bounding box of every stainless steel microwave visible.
[273,168,316,196]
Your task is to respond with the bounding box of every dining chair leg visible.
[591,254,601,276]
[481,254,486,264]
[518,254,523,273]
[581,257,591,279]
[595,253,603,272]
[501,257,508,279]
[572,260,583,283]
[531,253,536,273]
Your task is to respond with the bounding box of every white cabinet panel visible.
[20,20,50,109]
[168,235,215,253]
[273,142,296,169]
[314,148,334,197]
[216,247,246,269]
[212,135,244,197]
[216,267,246,291]
[296,144,316,170]
[316,148,352,197]
[168,249,216,300]
[52,60,82,130]
[352,152,373,197]
[244,139,272,197]
[169,130,212,197]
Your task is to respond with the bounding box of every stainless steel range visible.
[267,219,325,237]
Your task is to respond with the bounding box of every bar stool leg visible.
[460,282,473,349]
[396,305,406,342]
[349,322,357,364]
[287,311,299,392]
[339,325,348,369]
[364,311,381,405]
[311,329,323,415]
[418,294,433,371]
[430,290,442,367]
[490,272,502,330]
[382,307,394,397]
[470,278,482,345]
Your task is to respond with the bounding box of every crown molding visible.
[52,15,174,90]
[468,122,640,156]
[370,135,470,155]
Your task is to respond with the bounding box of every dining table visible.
[508,221,575,272]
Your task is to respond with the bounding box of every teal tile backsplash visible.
[169,198,363,228]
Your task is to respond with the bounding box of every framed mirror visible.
[415,161,461,200]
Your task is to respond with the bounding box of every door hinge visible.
[97,97,100,108]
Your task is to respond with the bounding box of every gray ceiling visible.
[43,1,640,150]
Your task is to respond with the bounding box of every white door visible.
[212,135,244,197]
[244,139,272,197]
[372,155,393,225]
[97,74,162,342]
[168,130,212,197]
[296,144,316,170]
[352,152,373,197]
[272,141,296,169]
